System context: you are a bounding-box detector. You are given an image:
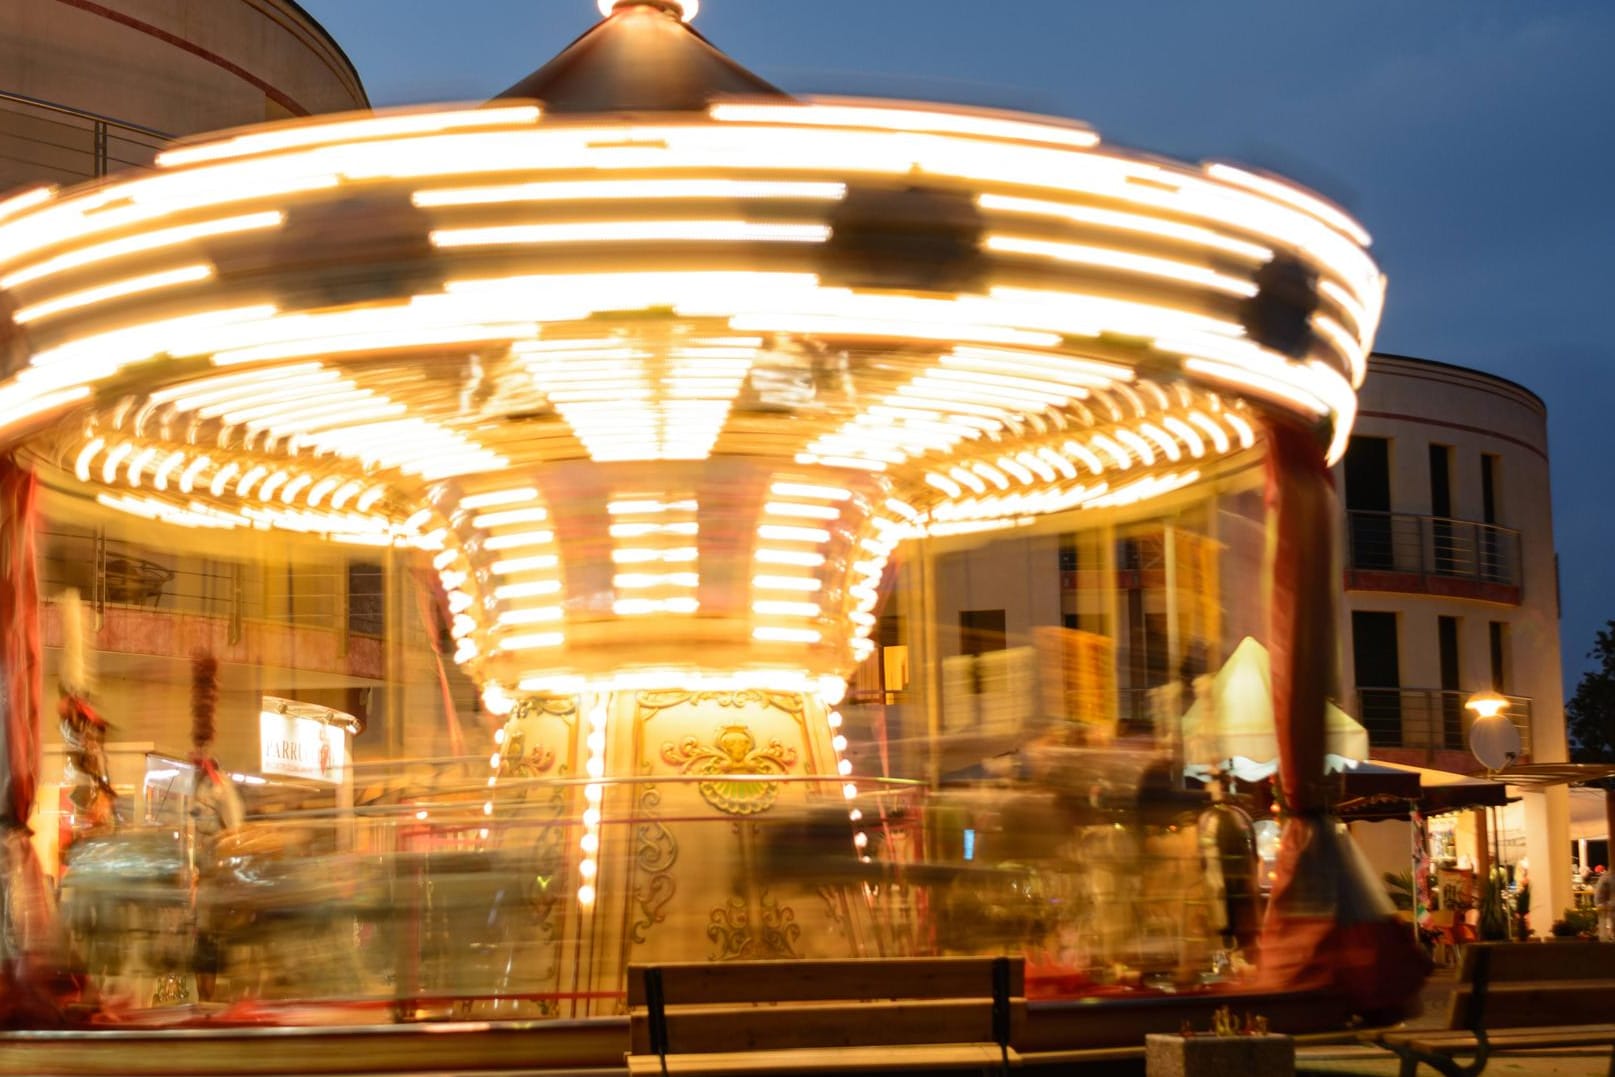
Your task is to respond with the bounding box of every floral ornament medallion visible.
[662,725,798,815]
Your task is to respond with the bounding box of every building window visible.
[1429,444,1455,574]
[958,608,1006,657]
[1352,610,1401,747]
[347,561,384,637]
[1489,621,1510,692]
[1345,436,1393,570]
[1438,615,1462,749]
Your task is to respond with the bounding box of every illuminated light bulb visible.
[491,554,561,575]
[577,884,597,907]
[328,480,363,510]
[482,801,494,816]
[598,0,699,20]
[755,549,826,568]
[1161,416,1206,458]
[494,581,565,597]
[460,487,539,511]
[854,832,868,849]
[580,833,599,853]
[3,211,283,290]
[827,711,843,730]
[837,758,854,776]
[583,807,602,828]
[757,524,831,544]
[711,100,1098,149]
[753,575,822,593]
[754,626,822,644]
[753,600,822,618]
[926,473,963,498]
[842,783,858,800]
[257,470,292,502]
[1137,423,1182,462]
[433,219,825,249]
[177,455,211,494]
[355,485,388,512]
[472,507,549,529]
[832,735,848,752]
[100,441,134,484]
[0,186,52,224]
[415,810,429,821]
[578,857,598,880]
[1186,410,1232,454]
[484,530,558,551]
[585,784,604,803]
[280,473,317,504]
[439,570,467,591]
[12,264,213,325]
[1223,411,1257,449]
[150,450,186,492]
[73,436,105,483]
[498,630,566,652]
[849,809,863,823]
[448,591,474,614]
[1112,429,1156,466]
[816,675,848,705]
[764,501,840,521]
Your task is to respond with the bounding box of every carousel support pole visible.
[1474,808,1490,882]
[0,455,67,1026]
[1256,419,1429,1016]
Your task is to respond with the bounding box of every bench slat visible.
[1392,1026,1615,1054]
[627,1042,1015,1076]
[629,998,1025,1056]
[1447,981,1615,1030]
[627,958,1024,1008]
[1456,941,1611,986]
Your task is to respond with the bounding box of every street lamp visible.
[1466,690,1520,773]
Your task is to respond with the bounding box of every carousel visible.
[0,0,1427,1069]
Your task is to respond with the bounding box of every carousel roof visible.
[0,1,1383,702]
[497,0,785,112]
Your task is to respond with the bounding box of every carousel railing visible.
[57,768,1224,1022]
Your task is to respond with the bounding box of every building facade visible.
[1336,352,1570,931]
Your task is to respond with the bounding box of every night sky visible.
[298,0,1615,690]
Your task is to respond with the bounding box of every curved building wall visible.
[1,0,366,190]
[1335,352,1568,932]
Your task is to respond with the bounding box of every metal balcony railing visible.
[1355,686,1532,753]
[1346,510,1522,593]
[40,526,387,645]
[0,89,168,192]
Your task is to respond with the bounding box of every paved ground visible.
[1293,969,1614,1076]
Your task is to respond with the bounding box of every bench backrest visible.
[628,957,1025,1056]
[1449,942,1615,1031]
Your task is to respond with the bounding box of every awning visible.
[1182,636,1369,782]
[1494,762,1615,789]
[1336,760,1508,820]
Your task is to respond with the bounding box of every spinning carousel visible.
[0,0,1427,1063]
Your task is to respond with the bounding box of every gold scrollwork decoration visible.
[661,725,798,815]
[636,690,804,721]
[629,787,679,945]
[707,891,802,961]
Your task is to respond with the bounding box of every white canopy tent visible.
[1181,636,1370,783]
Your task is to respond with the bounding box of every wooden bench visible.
[1368,941,1615,1077]
[626,956,1024,1075]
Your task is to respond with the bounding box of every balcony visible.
[1345,511,1522,604]
[1,90,166,192]
[1355,686,1532,754]
[40,527,389,681]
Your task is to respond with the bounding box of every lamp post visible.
[1467,689,1519,937]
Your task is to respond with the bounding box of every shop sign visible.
[259,710,348,784]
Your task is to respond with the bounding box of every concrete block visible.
[1144,1033,1294,1077]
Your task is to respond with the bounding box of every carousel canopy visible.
[0,0,1381,704]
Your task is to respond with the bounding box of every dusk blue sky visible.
[300,0,1615,690]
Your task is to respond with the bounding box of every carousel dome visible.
[0,0,1380,705]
